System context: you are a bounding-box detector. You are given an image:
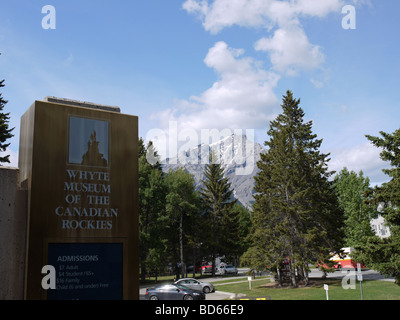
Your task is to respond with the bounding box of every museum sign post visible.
[19,98,139,300]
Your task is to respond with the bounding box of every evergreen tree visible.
[164,168,199,279]
[355,129,400,285]
[200,152,238,276]
[333,168,377,247]
[244,90,344,287]
[138,139,167,283]
[186,208,206,278]
[232,203,252,265]
[0,79,14,164]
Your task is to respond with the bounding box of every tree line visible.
[138,141,251,282]
[242,90,400,287]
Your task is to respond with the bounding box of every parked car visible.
[175,278,215,294]
[223,265,238,274]
[145,283,205,300]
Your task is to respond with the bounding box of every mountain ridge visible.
[161,134,265,208]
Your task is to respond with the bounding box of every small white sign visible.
[248,276,252,290]
[357,263,363,281]
[324,284,329,300]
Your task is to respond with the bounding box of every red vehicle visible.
[318,247,366,270]
[201,265,212,273]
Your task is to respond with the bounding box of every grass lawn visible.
[214,278,400,300]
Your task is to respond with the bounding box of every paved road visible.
[140,268,252,300]
[139,269,395,300]
[308,268,395,281]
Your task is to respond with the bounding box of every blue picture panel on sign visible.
[47,243,123,300]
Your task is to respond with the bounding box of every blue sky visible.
[0,0,399,185]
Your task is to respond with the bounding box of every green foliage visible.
[139,139,167,282]
[333,168,378,247]
[138,141,251,280]
[164,167,200,278]
[232,203,252,260]
[0,79,14,164]
[200,152,240,274]
[355,129,400,285]
[165,168,198,219]
[244,90,344,287]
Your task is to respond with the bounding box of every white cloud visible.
[182,0,209,19]
[295,0,344,18]
[151,41,280,132]
[184,0,273,34]
[255,25,325,75]
[182,0,344,75]
[183,0,345,31]
[329,142,389,185]
[169,0,372,162]
[148,0,351,154]
[182,0,295,33]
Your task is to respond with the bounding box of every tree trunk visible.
[211,208,217,278]
[276,268,282,287]
[192,246,196,278]
[211,252,216,277]
[179,212,185,279]
[303,265,309,286]
[175,266,180,281]
[289,254,297,288]
[140,264,147,284]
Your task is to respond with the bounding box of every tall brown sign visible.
[19,98,138,299]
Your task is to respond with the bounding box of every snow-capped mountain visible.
[162,134,265,208]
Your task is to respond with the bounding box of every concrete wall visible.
[0,167,27,300]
